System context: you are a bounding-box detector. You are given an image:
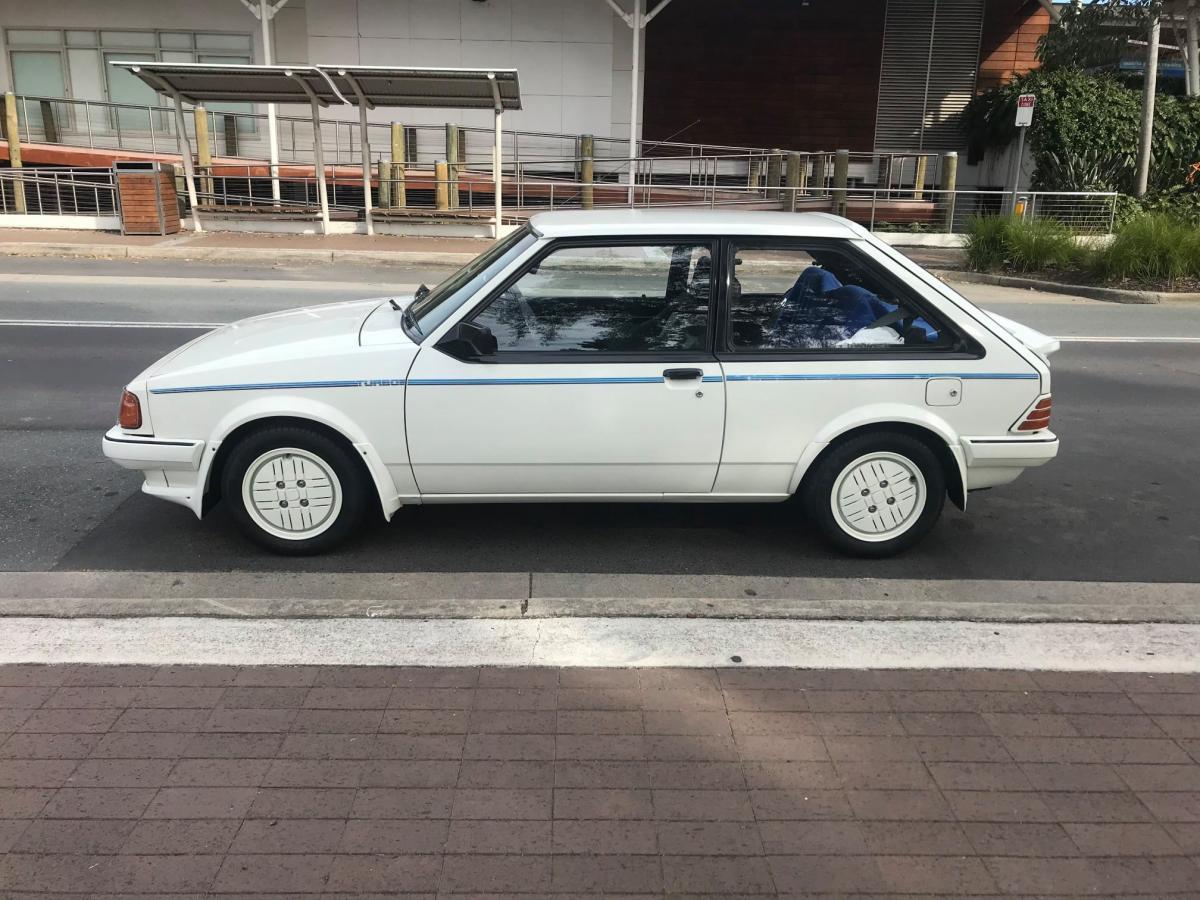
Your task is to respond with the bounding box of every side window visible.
[727,243,953,352]
[470,242,712,353]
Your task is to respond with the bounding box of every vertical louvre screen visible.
[874,0,984,152]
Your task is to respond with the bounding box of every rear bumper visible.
[960,433,1059,490]
[102,426,204,471]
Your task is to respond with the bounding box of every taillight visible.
[1015,396,1052,432]
[118,390,142,429]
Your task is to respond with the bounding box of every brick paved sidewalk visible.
[1,665,1198,897]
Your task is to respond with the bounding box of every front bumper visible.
[102,426,204,471]
[960,433,1059,490]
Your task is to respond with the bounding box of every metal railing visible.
[0,160,1118,237]
[0,167,118,216]
[8,94,947,192]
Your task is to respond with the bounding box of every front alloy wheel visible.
[222,425,367,555]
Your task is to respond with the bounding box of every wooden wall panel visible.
[978,0,1051,91]
[642,0,888,151]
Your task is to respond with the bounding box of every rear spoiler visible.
[985,311,1060,360]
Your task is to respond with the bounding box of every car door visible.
[714,237,983,496]
[404,238,726,497]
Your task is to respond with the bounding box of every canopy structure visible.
[112,61,522,235]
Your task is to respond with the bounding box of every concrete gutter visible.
[2,571,1198,624]
[938,269,1200,305]
[0,241,476,267]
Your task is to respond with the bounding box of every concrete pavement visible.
[1,663,1199,897]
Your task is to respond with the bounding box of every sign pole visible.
[1010,93,1036,215]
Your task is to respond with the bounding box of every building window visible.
[6,28,252,104]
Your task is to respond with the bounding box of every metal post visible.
[3,93,25,213]
[766,151,782,202]
[581,133,595,209]
[378,159,390,208]
[260,0,282,206]
[435,160,450,211]
[390,122,406,208]
[339,71,375,236]
[941,151,958,233]
[833,149,849,217]
[445,123,459,210]
[628,0,642,202]
[1135,13,1160,198]
[309,97,330,232]
[785,152,802,212]
[487,72,504,237]
[1188,8,1200,97]
[193,106,213,201]
[494,108,503,236]
[1008,126,1026,214]
[171,93,203,232]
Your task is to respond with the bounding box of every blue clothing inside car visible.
[774,266,940,345]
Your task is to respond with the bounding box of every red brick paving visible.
[0,665,1198,897]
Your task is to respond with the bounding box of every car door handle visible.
[662,368,704,381]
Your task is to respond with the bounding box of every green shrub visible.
[1092,213,1200,285]
[964,215,1080,274]
[1004,218,1080,272]
[964,215,1012,272]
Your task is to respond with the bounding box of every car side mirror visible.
[437,321,498,361]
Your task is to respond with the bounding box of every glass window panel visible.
[195,32,252,51]
[11,51,66,97]
[66,30,97,47]
[159,32,193,49]
[67,49,105,102]
[471,243,713,353]
[7,29,61,46]
[726,244,949,351]
[101,31,155,48]
[103,51,158,130]
[160,51,194,63]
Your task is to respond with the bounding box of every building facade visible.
[1,0,1048,163]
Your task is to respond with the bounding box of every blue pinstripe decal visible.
[149,378,405,395]
[148,372,1037,394]
[723,372,1038,383]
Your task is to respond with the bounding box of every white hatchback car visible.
[104,209,1059,557]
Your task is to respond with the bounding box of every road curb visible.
[935,268,1200,305]
[2,571,1198,624]
[0,241,477,267]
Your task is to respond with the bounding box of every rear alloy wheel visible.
[222,426,367,555]
[803,432,946,558]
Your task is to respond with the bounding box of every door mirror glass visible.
[437,321,498,361]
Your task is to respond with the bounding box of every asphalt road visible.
[2,257,1198,582]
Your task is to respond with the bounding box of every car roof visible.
[527,208,867,240]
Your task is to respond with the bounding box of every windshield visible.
[406,225,537,339]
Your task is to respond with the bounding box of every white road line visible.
[1058,336,1200,343]
[0,319,220,329]
[0,272,415,291]
[2,617,1197,671]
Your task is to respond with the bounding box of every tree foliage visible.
[1036,0,1158,73]
[961,67,1200,194]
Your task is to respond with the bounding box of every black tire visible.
[801,431,946,558]
[220,424,368,555]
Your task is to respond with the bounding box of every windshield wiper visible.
[414,283,430,301]
[388,298,401,310]
[401,305,421,337]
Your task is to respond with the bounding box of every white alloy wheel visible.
[830,451,927,542]
[240,447,343,541]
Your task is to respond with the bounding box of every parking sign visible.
[1015,94,1036,127]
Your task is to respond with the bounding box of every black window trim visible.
[447,234,722,365]
[714,236,985,362]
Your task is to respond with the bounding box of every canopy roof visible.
[111,61,521,110]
